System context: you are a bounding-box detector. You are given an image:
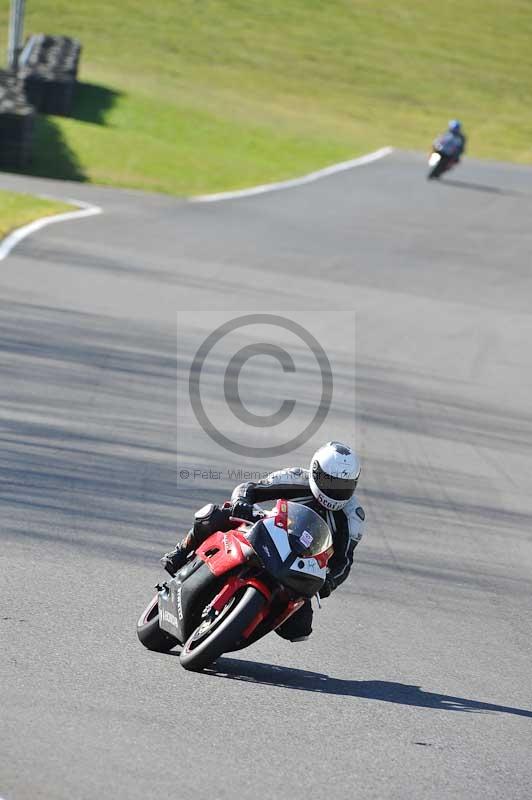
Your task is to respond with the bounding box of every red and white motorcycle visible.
[136,499,333,671]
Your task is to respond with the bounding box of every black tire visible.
[179,586,266,672]
[136,594,179,653]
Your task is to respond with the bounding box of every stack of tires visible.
[0,70,35,169]
[18,34,82,117]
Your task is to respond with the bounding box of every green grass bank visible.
[1,0,531,195]
[0,189,73,241]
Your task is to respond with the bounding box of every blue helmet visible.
[449,119,462,133]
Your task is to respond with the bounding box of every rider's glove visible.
[319,574,336,599]
[231,499,257,522]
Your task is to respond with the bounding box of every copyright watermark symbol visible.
[177,310,356,476]
[189,314,332,458]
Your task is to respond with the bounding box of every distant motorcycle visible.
[427,132,462,179]
[136,499,333,672]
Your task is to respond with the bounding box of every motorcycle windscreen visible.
[284,501,333,557]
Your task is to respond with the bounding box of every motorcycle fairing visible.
[207,576,273,642]
[158,557,223,642]
[246,517,326,597]
[159,529,266,642]
[196,529,257,576]
[196,533,275,643]
[210,575,272,613]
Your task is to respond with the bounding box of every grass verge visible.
[0,1,531,194]
[0,189,74,241]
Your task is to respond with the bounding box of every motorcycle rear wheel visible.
[180,586,266,672]
[137,594,179,653]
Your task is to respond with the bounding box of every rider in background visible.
[434,119,466,162]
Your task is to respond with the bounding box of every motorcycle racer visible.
[434,119,467,162]
[161,441,365,642]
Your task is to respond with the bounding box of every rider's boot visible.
[160,530,195,576]
[275,599,313,642]
[160,503,242,577]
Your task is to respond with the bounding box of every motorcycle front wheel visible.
[428,156,448,179]
[179,586,266,672]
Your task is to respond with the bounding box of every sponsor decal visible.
[177,585,184,620]
[317,491,339,510]
[161,609,179,629]
[293,558,321,574]
[299,530,314,548]
[262,545,272,558]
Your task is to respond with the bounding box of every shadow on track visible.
[0,300,220,560]
[207,658,532,718]
[439,178,521,197]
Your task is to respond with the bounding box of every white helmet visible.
[309,441,361,511]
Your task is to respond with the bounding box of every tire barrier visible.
[0,70,35,169]
[18,34,82,117]
[0,35,82,170]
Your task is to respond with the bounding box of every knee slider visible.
[193,503,231,538]
[194,503,216,522]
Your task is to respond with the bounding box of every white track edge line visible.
[190,146,394,203]
[0,196,102,261]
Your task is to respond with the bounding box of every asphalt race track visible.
[1,151,532,799]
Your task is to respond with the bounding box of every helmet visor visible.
[312,462,358,501]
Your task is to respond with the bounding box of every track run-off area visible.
[1,151,532,799]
